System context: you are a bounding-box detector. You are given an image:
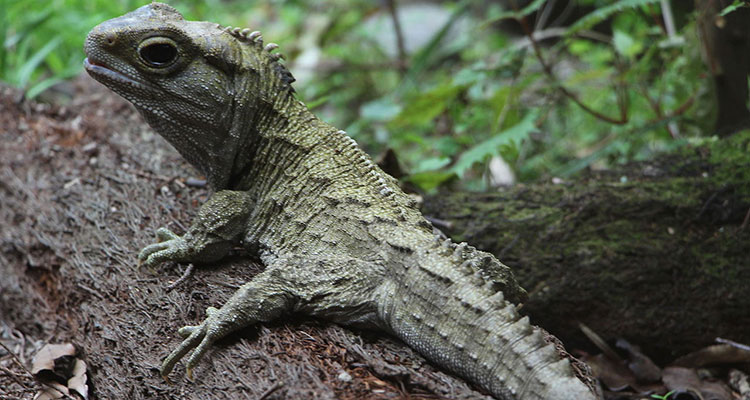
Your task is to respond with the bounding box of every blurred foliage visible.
[1,0,713,192]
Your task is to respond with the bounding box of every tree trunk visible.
[696,0,750,134]
[0,81,498,400]
[1,80,748,399]
[422,136,750,363]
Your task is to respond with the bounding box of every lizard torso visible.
[84,4,598,399]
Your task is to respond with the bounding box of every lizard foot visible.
[138,228,190,269]
[161,306,224,381]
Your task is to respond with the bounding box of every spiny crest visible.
[335,130,395,198]
[218,24,295,87]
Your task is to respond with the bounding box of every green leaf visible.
[414,156,451,173]
[305,95,330,110]
[451,111,537,178]
[25,76,63,100]
[482,0,547,24]
[568,39,593,56]
[567,0,660,36]
[391,84,463,127]
[719,0,749,16]
[16,37,62,88]
[612,29,642,59]
[360,98,402,122]
[404,171,456,192]
[398,1,469,95]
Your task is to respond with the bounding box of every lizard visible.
[83,3,599,399]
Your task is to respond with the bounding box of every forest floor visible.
[1,77,748,400]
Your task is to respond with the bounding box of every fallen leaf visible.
[582,353,635,391]
[663,366,733,400]
[672,344,750,368]
[34,381,68,400]
[31,343,89,400]
[31,343,77,385]
[68,359,89,399]
[616,338,662,383]
[729,369,750,400]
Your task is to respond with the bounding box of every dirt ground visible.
[0,78,497,399]
[2,76,750,400]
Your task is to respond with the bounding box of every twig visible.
[498,234,520,259]
[0,342,33,380]
[512,27,612,50]
[716,337,750,352]
[660,0,677,38]
[696,187,728,219]
[257,381,284,400]
[637,84,689,139]
[385,0,407,74]
[423,215,453,230]
[0,341,74,400]
[511,0,629,125]
[534,0,558,30]
[165,263,196,292]
[739,207,750,233]
[579,322,624,363]
[0,365,26,386]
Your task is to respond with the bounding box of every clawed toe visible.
[137,228,189,269]
[156,227,180,241]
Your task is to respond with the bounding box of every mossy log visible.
[421,134,750,363]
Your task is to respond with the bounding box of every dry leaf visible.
[31,343,76,376]
[729,369,750,400]
[663,366,733,400]
[616,338,662,383]
[31,343,89,400]
[68,359,89,399]
[672,344,750,368]
[582,353,635,391]
[34,381,68,400]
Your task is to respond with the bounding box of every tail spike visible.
[247,31,262,42]
[270,53,286,61]
[264,43,280,52]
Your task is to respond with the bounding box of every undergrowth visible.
[0,0,726,190]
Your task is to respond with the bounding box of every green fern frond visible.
[567,0,661,36]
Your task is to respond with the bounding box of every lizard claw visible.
[156,227,181,242]
[160,307,222,381]
[138,227,190,269]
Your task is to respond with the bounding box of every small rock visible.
[337,370,352,382]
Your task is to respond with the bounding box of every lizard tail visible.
[377,240,598,400]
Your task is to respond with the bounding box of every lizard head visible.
[84,2,295,189]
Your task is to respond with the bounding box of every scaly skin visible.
[84,4,599,399]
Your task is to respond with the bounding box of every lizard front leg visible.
[160,266,295,380]
[139,190,254,268]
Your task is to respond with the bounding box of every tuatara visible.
[83,3,598,399]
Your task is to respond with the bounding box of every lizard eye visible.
[138,38,178,68]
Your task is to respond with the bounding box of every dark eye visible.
[139,42,178,67]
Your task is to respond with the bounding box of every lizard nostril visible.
[105,32,117,47]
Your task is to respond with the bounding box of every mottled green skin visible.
[84,4,597,399]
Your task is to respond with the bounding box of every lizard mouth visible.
[83,57,148,91]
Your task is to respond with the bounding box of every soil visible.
[0,78,492,400]
[2,76,748,400]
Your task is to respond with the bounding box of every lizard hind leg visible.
[160,307,221,380]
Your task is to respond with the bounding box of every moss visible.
[700,129,750,196]
[421,137,750,362]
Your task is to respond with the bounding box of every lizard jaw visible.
[83,58,148,91]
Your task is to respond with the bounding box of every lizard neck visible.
[226,90,338,191]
